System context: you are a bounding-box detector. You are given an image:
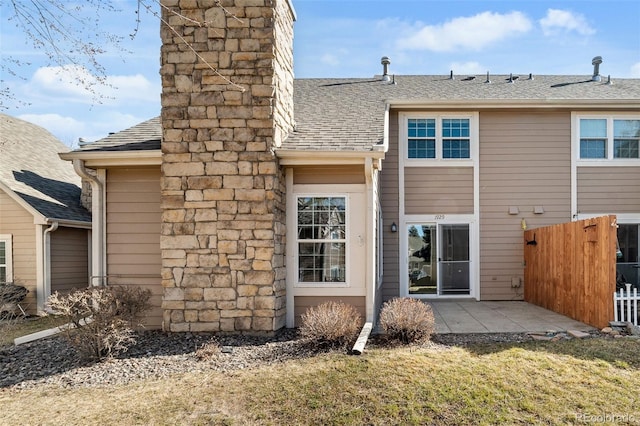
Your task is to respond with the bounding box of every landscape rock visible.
[567,330,590,339]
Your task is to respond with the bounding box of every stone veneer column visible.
[159,0,295,332]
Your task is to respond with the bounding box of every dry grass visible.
[0,315,68,348]
[2,338,639,425]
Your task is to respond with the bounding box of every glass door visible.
[617,224,639,289]
[439,224,470,295]
[408,224,437,295]
[407,223,470,296]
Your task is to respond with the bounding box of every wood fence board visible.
[524,215,616,329]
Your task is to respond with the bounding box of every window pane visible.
[580,139,606,158]
[297,197,347,284]
[408,118,435,137]
[614,120,640,159]
[580,119,607,137]
[0,242,5,265]
[0,267,5,283]
[443,139,470,158]
[614,139,639,159]
[408,119,435,158]
[442,119,469,138]
[408,139,435,158]
[614,120,640,138]
[298,242,346,282]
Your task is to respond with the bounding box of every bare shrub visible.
[0,282,28,318]
[379,298,435,344]
[47,286,151,360]
[195,341,221,361]
[299,301,362,348]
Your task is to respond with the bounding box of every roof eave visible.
[277,149,385,165]
[60,150,162,167]
[386,99,640,109]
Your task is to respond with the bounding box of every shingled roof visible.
[0,114,91,223]
[76,116,161,152]
[65,73,640,156]
[282,74,640,152]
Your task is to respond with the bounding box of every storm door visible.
[407,223,470,296]
[617,224,640,289]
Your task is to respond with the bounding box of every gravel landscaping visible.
[1,325,633,391]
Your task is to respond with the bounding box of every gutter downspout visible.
[38,222,59,312]
[73,159,106,287]
[364,158,375,324]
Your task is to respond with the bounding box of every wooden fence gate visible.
[524,215,617,329]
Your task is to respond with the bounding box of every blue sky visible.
[2,0,639,147]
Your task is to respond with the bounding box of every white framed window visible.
[401,113,478,166]
[0,235,13,283]
[296,195,347,286]
[576,114,640,162]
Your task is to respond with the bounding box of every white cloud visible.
[397,11,532,52]
[28,65,159,105]
[450,61,486,75]
[630,62,640,77]
[16,111,154,148]
[17,113,85,147]
[320,53,340,67]
[539,9,595,36]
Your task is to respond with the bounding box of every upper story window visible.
[297,196,346,284]
[578,116,640,160]
[402,113,477,164]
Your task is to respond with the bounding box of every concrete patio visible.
[429,301,595,334]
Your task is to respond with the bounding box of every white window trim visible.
[0,234,13,283]
[573,112,640,166]
[400,112,479,167]
[294,194,350,288]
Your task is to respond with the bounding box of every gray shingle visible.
[282,74,640,152]
[0,114,91,223]
[65,74,640,156]
[77,117,161,152]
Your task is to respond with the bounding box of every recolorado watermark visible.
[576,412,638,424]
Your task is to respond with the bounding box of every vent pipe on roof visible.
[449,70,454,80]
[591,56,602,82]
[606,75,613,85]
[485,71,491,84]
[381,56,391,81]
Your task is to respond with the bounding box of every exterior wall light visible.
[390,222,398,233]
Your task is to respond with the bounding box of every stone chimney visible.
[159,0,295,332]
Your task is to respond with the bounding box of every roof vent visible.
[591,56,602,82]
[484,71,491,84]
[449,70,455,80]
[381,56,391,81]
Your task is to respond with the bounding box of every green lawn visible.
[2,338,639,425]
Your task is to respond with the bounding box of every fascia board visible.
[386,99,640,109]
[277,150,385,165]
[59,150,162,167]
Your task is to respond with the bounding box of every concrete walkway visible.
[429,301,594,334]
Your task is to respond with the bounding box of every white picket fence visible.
[614,283,639,326]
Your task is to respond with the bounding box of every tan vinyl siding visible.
[380,110,400,301]
[0,191,37,314]
[0,190,37,311]
[294,296,365,327]
[577,167,640,213]
[404,167,473,214]
[292,165,365,184]
[479,111,571,300]
[50,227,89,294]
[106,167,162,328]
